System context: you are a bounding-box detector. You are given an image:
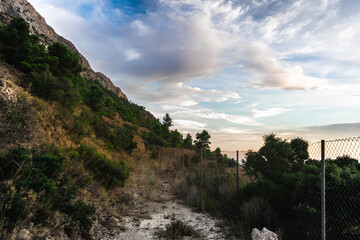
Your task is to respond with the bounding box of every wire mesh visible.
[308,141,322,160]
[156,137,360,239]
[309,138,360,240]
[322,137,360,240]
[325,137,360,160]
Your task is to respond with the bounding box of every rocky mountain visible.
[0,0,127,98]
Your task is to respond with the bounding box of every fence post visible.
[200,148,204,212]
[182,147,185,176]
[158,147,161,170]
[236,150,239,221]
[161,147,163,170]
[321,140,326,240]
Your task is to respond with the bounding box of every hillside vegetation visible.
[0,17,196,239]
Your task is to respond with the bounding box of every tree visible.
[243,133,292,181]
[162,113,172,139]
[194,130,211,149]
[0,17,35,67]
[290,137,309,164]
[87,84,104,111]
[183,134,193,149]
[48,42,82,77]
[169,130,183,148]
[214,147,222,159]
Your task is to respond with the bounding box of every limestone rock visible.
[0,0,127,99]
[251,227,278,240]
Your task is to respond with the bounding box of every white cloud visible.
[238,42,327,90]
[193,109,260,126]
[125,49,141,61]
[216,127,254,134]
[172,119,207,130]
[252,107,292,118]
[27,0,360,151]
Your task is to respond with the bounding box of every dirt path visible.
[92,170,226,240]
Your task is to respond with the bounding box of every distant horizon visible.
[28,0,360,151]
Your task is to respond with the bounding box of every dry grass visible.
[154,220,203,240]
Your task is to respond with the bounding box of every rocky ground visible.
[92,168,226,240]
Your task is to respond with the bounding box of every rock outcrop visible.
[0,0,127,98]
[251,227,278,240]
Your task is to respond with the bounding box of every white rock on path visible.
[251,227,278,240]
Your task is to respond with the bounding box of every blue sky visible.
[29,0,360,151]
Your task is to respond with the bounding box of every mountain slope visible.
[0,0,127,98]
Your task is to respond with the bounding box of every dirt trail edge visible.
[92,169,226,240]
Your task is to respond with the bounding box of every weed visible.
[154,220,202,240]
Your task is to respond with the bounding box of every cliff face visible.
[0,0,127,98]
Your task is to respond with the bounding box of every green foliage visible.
[240,135,360,239]
[70,110,93,142]
[243,134,294,181]
[64,200,96,232]
[105,142,115,151]
[194,130,211,149]
[190,155,200,164]
[90,116,137,153]
[86,84,104,111]
[290,137,309,164]
[0,17,155,139]
[0,146,30,180]
[150,148,159,159]
[47,42,82,77]
[0,17,31,66]
[183,134,193,149]
[75,145,129,189]
[162,113,172,140]
[170,129,183,148]
[0,145,97,235]
[3,191,27,229]
[110,127,138,153]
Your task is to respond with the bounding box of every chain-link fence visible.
[308,138,360,240]
[156,137,360,240]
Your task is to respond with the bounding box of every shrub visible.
[0,146,30,180]
[190,155,200,164]
[150,148,159,159]
[75,145,129,189]
[65,200,96,232]
[155,220,202,240]
[105,142,114,151]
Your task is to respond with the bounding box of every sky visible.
[28,0,360,153]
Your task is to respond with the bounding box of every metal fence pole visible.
[158,147,161,170]
[236,150,239,220]
[201,148,204,212]
[161,147,163,170]
[182,147,185,176]
[321,140,326,240]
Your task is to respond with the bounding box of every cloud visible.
[27,0,360,152]
[216,127,255,134]
[29,0,351,93]
[196,111,260,126]
[239,42,327,90]
[252,107,292,118]
[172,119,207,130]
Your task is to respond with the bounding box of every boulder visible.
[251,227,278,240]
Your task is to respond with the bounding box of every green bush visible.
[105,142,115,151]
[155,220,202,240]
[0,146,30,180]
[75,145,129,189]
[64,200,96,232]
[150,148,159,159]
[190,155,200,164]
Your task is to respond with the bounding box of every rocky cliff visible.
[0,0,127,98]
